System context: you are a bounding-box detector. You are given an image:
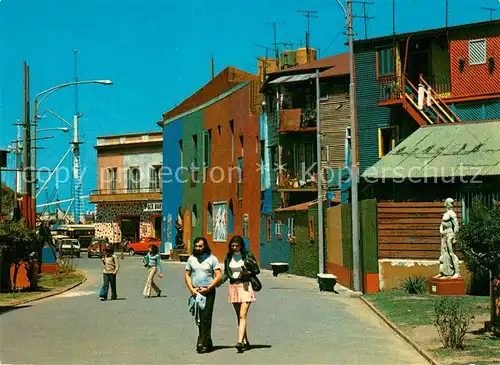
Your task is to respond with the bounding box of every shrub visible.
[434,296,473,349]
[402,276,428,295]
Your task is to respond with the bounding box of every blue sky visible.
[0,0,497,213]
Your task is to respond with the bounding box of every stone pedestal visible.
[170,248,186,261]
[429,275,466,295]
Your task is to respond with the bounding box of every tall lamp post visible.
[31,79,113,222]
[335,0,361,292]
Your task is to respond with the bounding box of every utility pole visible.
[23,62,31,199]
[480,7,497,21]
[210,54,215,79]
[316,68,324,274]
[347,0,361,293]
[445,0,449,27]
[298,10,318,63]
[265,22,283,69]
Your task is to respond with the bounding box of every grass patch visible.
[365,289,488,327]
[0,272,84,305]
[364,290,499,365]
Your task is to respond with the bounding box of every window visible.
[192,134,198,166]
[378,126,398,158]
[288,217,295,239]
[127,167,140,192]
[266,216,271,241]
[228,200,234,234]
[192,204,198,227]
[469,39,486,65]
[240,135,244,156]
[203,129,212,167]
[237,157,243,199]
[230,120,235,161]
[275,219,282,240]
[149,165,161,192]
[108,168,117,193]
[207,203,213,234]
[243,214,249,239]
[377,47,394,77]
[308,216,315,241]
[178,140,183,167]
[217,125,222,136]
[256,136,259,154]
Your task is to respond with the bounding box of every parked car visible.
[87,237,110,258]
[59,238,81,258]
[127,237,161,256]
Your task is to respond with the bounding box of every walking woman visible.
[143,244,163,298]
[221,235,260,353]
[184,237,222,354]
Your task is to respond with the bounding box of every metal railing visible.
[279,107,317,132]
[90,187,162,195]
[378,75,403,101]
[276,164,318,189]
[422,74,451,97]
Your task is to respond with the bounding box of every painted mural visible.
[213,201,227,242]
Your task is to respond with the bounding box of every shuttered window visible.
[468,39,486,65]
[377,48,394,77]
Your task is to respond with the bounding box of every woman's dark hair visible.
[104,246,114,255]
[192,236,211,255]
[227,235,247,257]
[149,244,159,255]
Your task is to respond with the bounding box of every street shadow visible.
[0,304,32,316]
[209,345,234,352]
[244,344,272,351]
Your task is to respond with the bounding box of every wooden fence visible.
[377,201,462,259]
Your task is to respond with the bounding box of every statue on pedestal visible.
[439,198,461,278]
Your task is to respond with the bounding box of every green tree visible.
[0,183,16,216]
[458,199,500,332]
[0,219,40,292]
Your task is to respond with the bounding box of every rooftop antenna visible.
[297,10,318,35]
[480,7,497,21]
[265,22,284,69]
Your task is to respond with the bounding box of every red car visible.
[127,237,161,256]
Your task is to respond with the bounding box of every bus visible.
[53,224,95,249]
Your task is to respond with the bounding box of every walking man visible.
[99,247,119,301]
[184,237,222,353]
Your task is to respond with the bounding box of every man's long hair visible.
[192,236,211,255]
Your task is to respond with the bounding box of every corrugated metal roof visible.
[362,120,500,180]
[268,73,316,84]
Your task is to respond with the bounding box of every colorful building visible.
[89,132,163,248]
[354,19,500,174]
[259,53,352,276]
[159,67,262,261]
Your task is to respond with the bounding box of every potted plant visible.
[458,57,465,73]
[488,57,495,73]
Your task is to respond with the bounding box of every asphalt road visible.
[0,255,428,364]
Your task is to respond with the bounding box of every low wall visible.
[378,259,473,292]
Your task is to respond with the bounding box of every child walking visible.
[143,244,163,298]
[99,247,120,301]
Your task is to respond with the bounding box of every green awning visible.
[362,120,500,180]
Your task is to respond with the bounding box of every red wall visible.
[451,36,500,98]
[202,85,261,263]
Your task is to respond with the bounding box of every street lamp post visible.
[31,79,113,220]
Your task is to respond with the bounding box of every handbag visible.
[250,275,262,292]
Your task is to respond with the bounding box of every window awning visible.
[362,121,500,180]
[268,73,317,84]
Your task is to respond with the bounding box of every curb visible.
[11,273,87,308]
[360,297,441,365]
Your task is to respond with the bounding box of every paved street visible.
[1,256,428,364]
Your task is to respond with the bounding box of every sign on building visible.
[145,202,162,212]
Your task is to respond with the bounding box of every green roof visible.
[362,121,500,180]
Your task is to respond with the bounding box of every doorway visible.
[120,216,140,243]
[152,216,162,239]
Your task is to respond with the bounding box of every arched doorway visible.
[183,206,192,253]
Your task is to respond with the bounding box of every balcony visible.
[89,187,162,203]
[378,74,452,104]
[277,108,317,133]
[276,165,318,191]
